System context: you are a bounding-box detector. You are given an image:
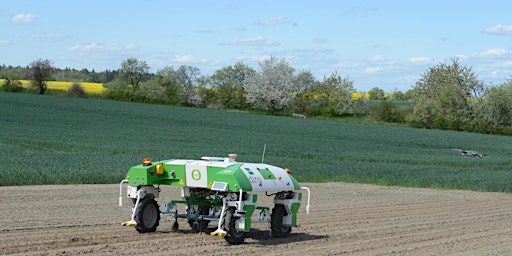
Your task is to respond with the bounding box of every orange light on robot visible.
[229,154,238,159]
[284,168,292,174]
[142,158,152,166]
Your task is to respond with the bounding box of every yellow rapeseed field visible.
[0,79,105,94]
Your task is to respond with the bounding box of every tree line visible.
[1,57,511,135]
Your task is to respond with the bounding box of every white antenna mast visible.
[261,144,266,163]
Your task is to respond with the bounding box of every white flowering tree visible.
[244,56,300,114]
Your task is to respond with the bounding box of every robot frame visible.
[119,154,311,245]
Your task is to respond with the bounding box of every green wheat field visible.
[1,92,512,192]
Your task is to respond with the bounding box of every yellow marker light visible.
[155,164,164,175]
[284,168,292,174]
[142,158,152,166]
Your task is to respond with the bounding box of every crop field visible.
[0,79,105,94]
[1,91,512,191]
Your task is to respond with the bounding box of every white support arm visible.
[301,187,311,215]
[119,179,128,206]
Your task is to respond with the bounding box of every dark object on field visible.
[452,148,487,158]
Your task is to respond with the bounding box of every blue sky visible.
[2,0,512,92]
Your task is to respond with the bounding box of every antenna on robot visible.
[261,144,266,163]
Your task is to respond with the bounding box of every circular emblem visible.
[191,169,201,180]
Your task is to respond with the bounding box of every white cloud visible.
[67,43,138,52]
[476,48,510,57]
[483,24,512,35]
[12,13,36,24]
[256,16,289,26]
[226,36,278,46]
[454,54,468,61]
[0,39,10,45]
[172,54,207,63]
[408,57,432,65]
[491,60,512,68]
[363,66,383,74]
[371,54,386,61]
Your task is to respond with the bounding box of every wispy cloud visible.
[371,54,386,61]
[67,43,138,52]
[483,24,512,35]
[225,36,279,46]
[256,16,289,26]
[408,57,433,65]
[363,66,383,74]
[31,32,66,40]
[476,48,510,57]
[11,13,36,24]
[172,54,207,63]
[491,60,512,68]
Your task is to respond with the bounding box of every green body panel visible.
[257,168,276,180]
[243,204,256,231]
[289,174,301,191]
[209,164,252,192]
[290,201,301,226]
[165,164,187,186]
[124,159,300,192]
[124,160,183,186]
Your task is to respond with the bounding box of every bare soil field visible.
[1,182,512,256]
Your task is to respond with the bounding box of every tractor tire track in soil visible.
[1,183,512,255]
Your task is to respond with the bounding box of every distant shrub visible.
[67,82,86,98]
[101,80,132,101]
[368,101,404,123]
[1,79,23,92]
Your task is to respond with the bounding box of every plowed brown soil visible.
[1,183,512,255]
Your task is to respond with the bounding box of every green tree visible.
[0,65,24,80]
[0,78,23,92]
[410,58,485,130]
[311,72,354,116]
[102,78,131,101]
[244,56,297,114]
[137,79,167,104]
[478,80,512,134]
[391,90,408,101]
[368,87,386,100]
[27,58,55,94]
[119,58,150,91]
[291,70,316,115]
[408,97,435,128]
[176,65,201,106]
[155,66,181,105]
[368,101,402,122]
[209,61,254,109]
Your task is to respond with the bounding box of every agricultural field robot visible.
[119,154,311,244]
